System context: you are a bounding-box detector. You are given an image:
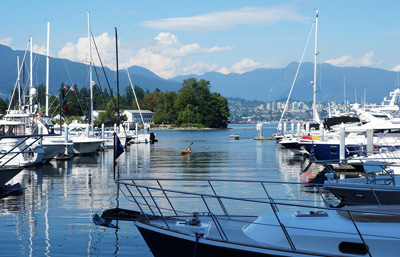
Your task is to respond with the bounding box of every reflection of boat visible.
[103,178,400,257]
[0,167,23,186]
[229,133,239,140]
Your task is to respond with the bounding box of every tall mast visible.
[46,21,50,116]
[115,27,120,127]
[313,9,320,123]
[17,56,21,108]
[87,11,93,128]
[30,36,33,113]
[343,76,346,113]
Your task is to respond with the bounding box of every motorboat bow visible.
[99,178,400,257]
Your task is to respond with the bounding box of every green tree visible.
[177,104,197,124]
[174,78,229,128]
[0,98,9,115]
[142,90,177,124]
[94,96,125,125]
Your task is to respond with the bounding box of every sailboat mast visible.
[46,21,50,116]
[87,11,93,128]
[17,56,21,108]
[30,36,33,113]
[313,9,320,123]
[115,27,120,127]
[344,76,346,113]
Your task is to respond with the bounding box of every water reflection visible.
[0,125,331,256]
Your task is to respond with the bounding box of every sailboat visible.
[278,10,321,153]
[99,27,130,148]
[67,12,104,155]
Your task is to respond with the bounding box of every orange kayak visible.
[180,150,192,155]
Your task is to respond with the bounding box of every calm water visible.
[0,123,313,256]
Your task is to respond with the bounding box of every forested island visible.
[4,78,230,129]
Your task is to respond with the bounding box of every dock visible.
[254,137,275,140]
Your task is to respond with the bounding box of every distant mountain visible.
[0,43,398,104]
[171,62,399,104]
[0,44,181,98]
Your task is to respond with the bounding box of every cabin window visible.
[339,242,368,255]
[4,125,15,136]
[15,125,25,136]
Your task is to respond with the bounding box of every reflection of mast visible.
[45,181,50,256]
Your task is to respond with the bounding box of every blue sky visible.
[1,0,400,79]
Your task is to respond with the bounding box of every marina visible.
[1,4,400,257]
[0,124,313,256]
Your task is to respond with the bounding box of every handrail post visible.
[261,182,279,212]
[208,181,229,216]
[131,181,156,216]
[123,184,151,223]
[347,211,372,257]
[270,202,296,251]
[146,188,170,229]
[157,180,178,216]
[201,195,228,241]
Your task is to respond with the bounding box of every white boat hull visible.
[70,137,104,154]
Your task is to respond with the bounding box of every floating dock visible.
[254,137,275,140]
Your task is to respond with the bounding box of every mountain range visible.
[0,44,398,104]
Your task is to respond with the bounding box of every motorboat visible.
[4,111,72,160]
[229,133,239,140]
[100,178,400,257]
[0,119,45,167]
[67,121,104,154]
[320,159,400,205]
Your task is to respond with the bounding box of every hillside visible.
[0,44,398,104]
[0,44,181,98]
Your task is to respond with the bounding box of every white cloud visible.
[324,51,382,67]
[391,64,400,72]
[141,5,310,31]
[33,44,47,55]
[218,67,230,75]
[58,32,233,78]
[121,32,233,78]
[0,37,12,46]
[58,32,116,68]
[231,58,262,74]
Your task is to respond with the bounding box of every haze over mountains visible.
[0,44,398,104]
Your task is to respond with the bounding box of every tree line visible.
[3,78,230,129]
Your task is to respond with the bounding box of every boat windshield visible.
[0,124,25,136]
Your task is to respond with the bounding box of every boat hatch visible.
[338,242,368,255]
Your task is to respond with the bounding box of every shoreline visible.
[150,125,229,131]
